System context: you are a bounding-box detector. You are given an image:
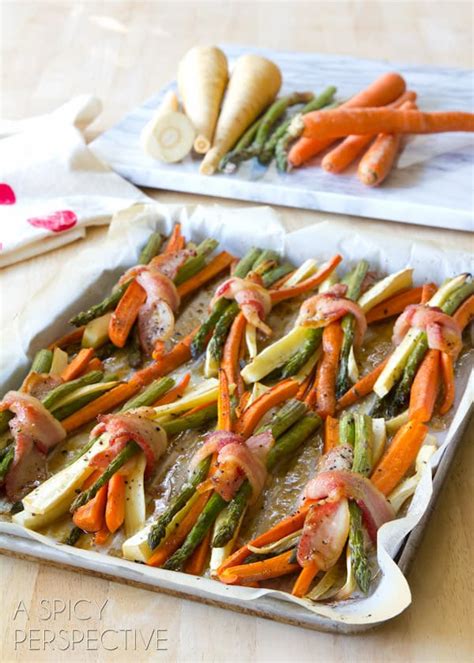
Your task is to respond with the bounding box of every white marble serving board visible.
[91,46,474,232]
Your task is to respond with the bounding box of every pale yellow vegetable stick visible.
[140,90,195,163]
[200,54,282,175]
[178,46,229,154]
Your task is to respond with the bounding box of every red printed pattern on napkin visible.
[27,210,78,233]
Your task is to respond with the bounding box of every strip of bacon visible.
[392,304,462,356]
[297,498,350,570]
[211,277,272,335]
[296,284,367,346]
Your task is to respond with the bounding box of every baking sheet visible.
[90,46,474,232]
[0,203,472,631]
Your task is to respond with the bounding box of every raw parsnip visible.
[200,54,282,175]
[178,46,229,154]
[140,90,195,163]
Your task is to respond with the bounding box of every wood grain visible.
[1,1,473,661]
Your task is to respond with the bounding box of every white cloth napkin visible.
[0,95,149,268]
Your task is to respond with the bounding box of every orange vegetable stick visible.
[235,390,251,418]
[292,560,320,597]
[48,326,85,350]
[289,72,406,166]
[220,550,299,584]
[147,492,210,567]
[61,382,138,433]
[322,91,417,174]
[60,348,95,382]
[108,280,147,348]
[93,527,110,546]
[324,415,340,452]
[336,357,389,410]
[184,528,211,576]
[270,254,343,304]
[453,294,474,331]
[165,223,185,253]
[296,370,314,401]
[154,373,190,406]
[234,378,299,437]
[366,285,435,324]
[177,251,234,299]
[133,327,199,387]
[73,483,108,533]
[421,282,437,304]
[218,368,233,432]
[105,473,127,533]
[371,420,428,496]
[439,352,455,415]
[84,357,104,373]
[409,349,441,423]
[302,108,474,142]
[222,312,246,389]
[315,322,344,418]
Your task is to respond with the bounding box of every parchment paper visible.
[1,203,472,626]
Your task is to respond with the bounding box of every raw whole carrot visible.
[218,369,233,432]
[322,91,418,173]
[73,482,108,532]
[371,420,428,496]
[302,108,474,141]
[176,251,234,299]
[453,294,474,332]
[289,72,406,166]
[153,373,190,406]
[108,280,147,348]
[220,550,299,584]
[222,312,246,389]
[439,352,455,415]
[357,100,417,186]
[61,382,138,433]
[324,415,340,452]
[165,223,185,253]
[84,357,104,373]
[292,560,320,597]
[105,473,126,533]
[409,349,441,423]
[48,326,85,350]
[366,286,435,324]
[147,492,210,567]
[336,357,389,410]
[184,528,212,575]
[270,254,343,304]
[315,322,344,418]
[60,348,95,382]
[235,378,299,437]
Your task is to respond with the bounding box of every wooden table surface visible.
[1,2,473,661]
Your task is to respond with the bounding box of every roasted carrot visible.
[270,254,343,304]
[108,280,147,348]
[84,357,104,374]
[48,326,85,350]
[147,492,210,567]
[336,357,389,410]
[371,420,428,496]
[296,371,315,401]
[292,560,320,597]
[235,378,299,437]
[184,528,212,575]
[165,223,185,253]
[321,91,417,173]
[222,312,246,389]
[105,473,127,533]
[439,352,455,415]
[93,527,110,546]
[421,282,438,304]
[154,373,190,406]
[61,382,138,433]
[324,415,340,452]
[409,349,441,423]
[288,72,406,166]
[235,390,251,418]
[177,251,234,299]
[220,550,299,584]
[60,348,95,382]
[315,322,344,418]
[73,481,108,532]
[366,286,434,324]
[218,368,233,432]
[302,108,474,142]
[453,294,474,332]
